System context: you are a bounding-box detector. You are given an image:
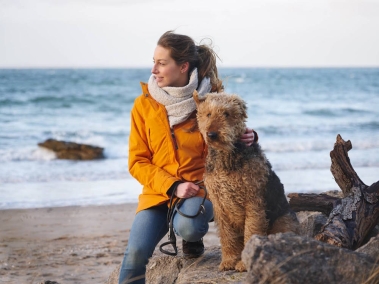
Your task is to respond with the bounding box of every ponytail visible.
[197,44,223,92]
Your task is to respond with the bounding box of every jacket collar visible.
[140,82,149,97]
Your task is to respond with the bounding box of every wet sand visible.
[0,203,219,284]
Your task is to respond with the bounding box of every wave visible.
[1,144,377,185]
[30,95,94,105]
[0,156,130,184]
[254,120,379,138]
[0,147,57,162]
[1,170,131,184]
[0,94,136,114]
[262,142,327,153]
[0,143,128,162]
[1,136,378,162]
[358,121,379,131]
[272,161,379,171]
[260,137,379,153]
[0,98,27,107]
[303,107,370,117]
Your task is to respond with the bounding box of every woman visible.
[119,31,257,284]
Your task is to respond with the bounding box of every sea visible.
[1,68,378,209]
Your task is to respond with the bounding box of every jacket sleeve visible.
[128,99,180,196]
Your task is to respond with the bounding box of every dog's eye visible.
[224,112,229,117]
[207,113,211,118]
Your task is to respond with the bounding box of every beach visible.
[1,68,378,283]
[0,203,220,284]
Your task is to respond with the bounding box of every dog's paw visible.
[219,259,237,271]
[234,260,246,272]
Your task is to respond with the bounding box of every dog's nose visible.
[207,132,218,140]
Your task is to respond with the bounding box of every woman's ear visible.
[180,62,189,74]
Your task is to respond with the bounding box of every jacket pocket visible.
[146,118,169,156]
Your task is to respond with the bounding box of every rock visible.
[38,139,104,160]
[106,247,246,284]
[106,265,120,284]
[296,211,328,238]
[356,235,379,259]
[146,247,246,284]
[241,232,378,284]
[106,208,379,284]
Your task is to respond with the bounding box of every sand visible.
[0,203,219,284]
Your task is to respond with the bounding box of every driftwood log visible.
[289,134,379,250]
[288,193,338,216]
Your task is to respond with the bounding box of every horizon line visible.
[1,65,379,70]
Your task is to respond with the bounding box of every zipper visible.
[171,128,178,150]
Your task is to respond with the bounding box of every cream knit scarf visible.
[148,68,212,127]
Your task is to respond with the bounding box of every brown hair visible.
[157,31,223,92]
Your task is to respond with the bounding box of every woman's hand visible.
[175,182,199,199]
[240,127,258,146]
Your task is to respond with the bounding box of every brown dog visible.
[194,91,299,272]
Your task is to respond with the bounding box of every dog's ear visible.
[193,90,206,106]
[232,96,248,119]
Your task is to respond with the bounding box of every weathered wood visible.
[314,134,379,250]
[288,193,339,216]
[330,135,365,196]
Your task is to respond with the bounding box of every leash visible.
[159,182,207,256]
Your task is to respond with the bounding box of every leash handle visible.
[159,183,207,257]
[159,239,178,256]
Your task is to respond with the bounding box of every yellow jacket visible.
[129,83,207,213]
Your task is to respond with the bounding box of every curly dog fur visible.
[194,91,299,272]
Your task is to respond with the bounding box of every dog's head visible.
[193,90,248,152]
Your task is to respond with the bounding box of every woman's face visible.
[151,45,188,88]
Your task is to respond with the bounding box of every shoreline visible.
[0,203,219,284]
[2,166,379,211]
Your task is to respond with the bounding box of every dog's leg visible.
[244,203,269,238]
[217,217,244,271]
[235,204,269,271]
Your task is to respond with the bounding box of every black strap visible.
[159,186,207,256]
[159,196,180,256]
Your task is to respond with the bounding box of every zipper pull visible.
[171,128,178,150]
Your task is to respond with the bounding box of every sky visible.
[1,0,379,68]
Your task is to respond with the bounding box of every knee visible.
[123,245,150,267]
[174,215,209,242]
